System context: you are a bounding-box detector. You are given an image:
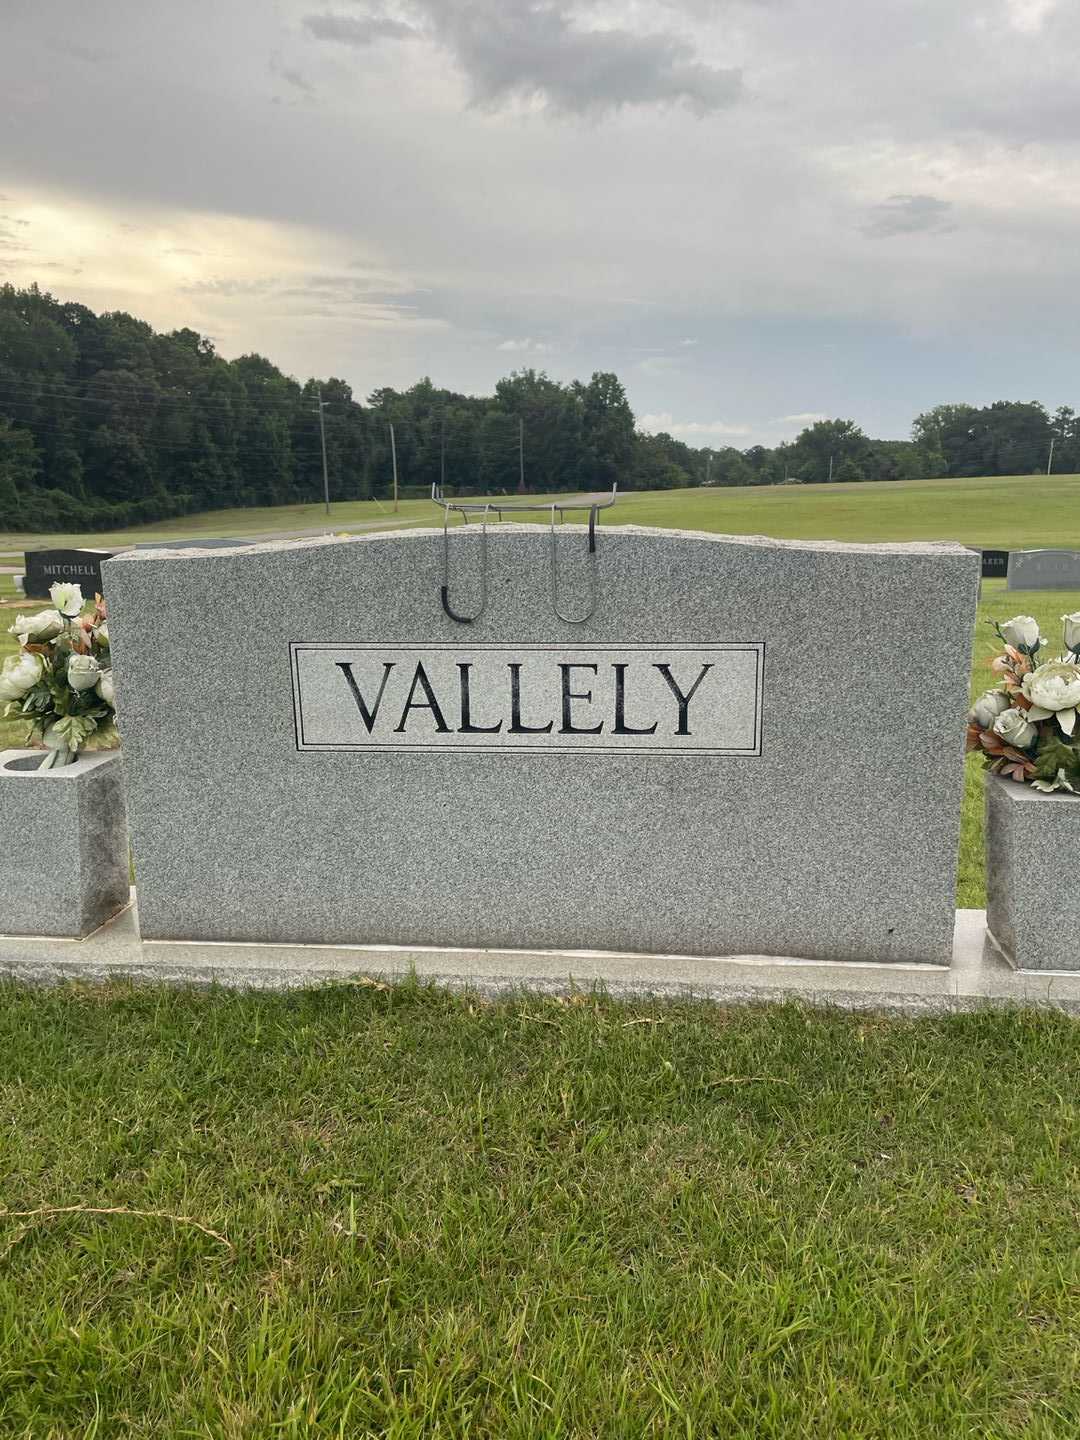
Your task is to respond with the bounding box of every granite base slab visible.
[1,903,1078,1014]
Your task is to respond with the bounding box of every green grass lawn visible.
[0,983,1077,1437]
[2,472,1080,551]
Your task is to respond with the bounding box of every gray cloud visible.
[306,0,742,113]
[0,219,31,253]
[277,64,317,96]
[302,13,418,46]
[862,194,954,239]
[416,0,742,114]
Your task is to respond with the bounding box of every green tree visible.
[788,419,870,484]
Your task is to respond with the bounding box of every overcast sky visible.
[2,0,1078,446]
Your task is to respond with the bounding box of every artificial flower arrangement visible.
[0,583,116,768]
[966,612,1080,794]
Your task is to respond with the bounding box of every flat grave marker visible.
[1007,548,1080,590]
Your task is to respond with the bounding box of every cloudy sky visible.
[2,0,1078,445]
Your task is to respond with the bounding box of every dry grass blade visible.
[0,1204,234,1255]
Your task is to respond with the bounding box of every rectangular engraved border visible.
[289,641,765,757]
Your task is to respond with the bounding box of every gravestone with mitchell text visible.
[24,548,114,600]
[104,526,978,964]
[1007,548,1080,590]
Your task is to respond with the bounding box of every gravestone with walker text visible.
[104,524,978,965]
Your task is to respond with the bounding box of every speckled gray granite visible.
[1006,548,1080,590]
[985,774,1080,971]
[1,906,1078,1014]
[104,525,979,963]
[0,749,130,937]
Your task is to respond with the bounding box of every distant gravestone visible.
[104,527,978,966]
[1007,548,1080,590]
[980,550,1009,579]
[24,548,114,600]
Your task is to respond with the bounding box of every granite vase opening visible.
[3,747,78,772]
[985,771,1080,972]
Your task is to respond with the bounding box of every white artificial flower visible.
[968,689,1010,729]
[1021,660,1080,736]
[67,653,101,692]
[93,621,109,648]
[49,581,84,617]
[95,670,115,707]
[0,651,44,701]
[9,608,64,644]
[993,707,1038,750]
[999,615,1042,652]
[1031,768,1079,795]
[1062,611,1080,654]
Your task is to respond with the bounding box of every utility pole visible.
[517,416,526,494]
[1048,436,1056,475]
[706,451,712,486]
[389,421,399,513]
[313,389,331,516]
[827,453,834,483]
[440,414,446,493]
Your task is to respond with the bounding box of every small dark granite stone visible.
[23,548,114,600]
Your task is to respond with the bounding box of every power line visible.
[0,415,351,461]
[0,379,526,432]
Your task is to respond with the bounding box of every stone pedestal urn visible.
[0,749,129,938]
[985,772,1080,971]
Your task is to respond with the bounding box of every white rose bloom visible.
[67,653,101,691]
[9,608,64,643]
[0,651,45,701]
[999,615,1042,651]
[95,670,115,707]
[968,689,1010,729]
[993,707,1038,750]
[94,621,109,648]
[1062,611,1080,654]
[49,581,84,617]
[1020,660,1080,736]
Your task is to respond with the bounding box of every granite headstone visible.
[104,526,979,964]
[24,548,114,600]
[1007,548,1080,590]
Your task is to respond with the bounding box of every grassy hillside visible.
[2,472,1080,553]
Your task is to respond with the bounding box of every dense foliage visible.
[0,284,1072,532]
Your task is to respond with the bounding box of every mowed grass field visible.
[1,470,1080,551]
[0,985,1077,1437]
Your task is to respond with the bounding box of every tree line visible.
[0,284,1072,533]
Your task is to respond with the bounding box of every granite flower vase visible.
[985,772,1080,971]
[0,748,130,938]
